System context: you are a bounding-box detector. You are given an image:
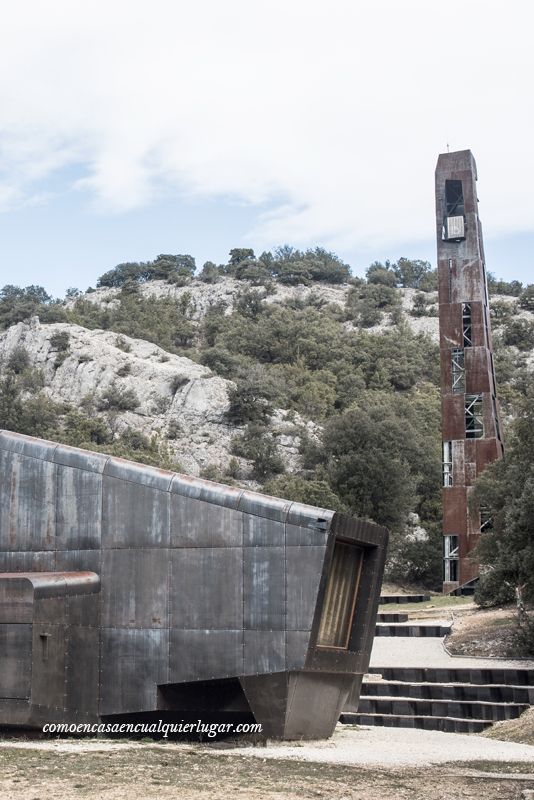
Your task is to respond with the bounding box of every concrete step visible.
[357,695,529,721]
[375,623,451,637]
[376,612,409,623]
[379,594,431,604]
[369,666,534,686]
[362,679,534,704]
[340,712,491,733]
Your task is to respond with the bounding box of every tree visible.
[228,248,255,267]
[0,284,66,330]
[474,380,534,651]
[366,262,397,287]
[518,284,534,312]
[199,261,221,284]
[392,258,433,289]
[264,474,346,511]
[411,292,429,317]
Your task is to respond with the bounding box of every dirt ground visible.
[1,740,534,800]
[484,708,534,747]
[445,606,524,658]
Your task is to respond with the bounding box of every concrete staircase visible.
[342,666,534,733]
[379,594,430,604]
[376,608,451,638]
[375,622,451,637]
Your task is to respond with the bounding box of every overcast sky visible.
[0,0,532,296]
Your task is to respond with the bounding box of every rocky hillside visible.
[0,315,313,477]
[1,276,533,480]
[73,277,442,341]
[1,257,533,589]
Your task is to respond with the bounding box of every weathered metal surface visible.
[244,546,285,630]
[0,429,387,738]
[100,628,169,714]
[286,546,325,630]
[436,150,504,589]
[101,549,168,628]
[169,547,243,629]
[171,495,242,547]
[243,514,284,546]
[0,623,32,698]
[169,630,244,683]
[103,476,170,548]
[244,630,286,674]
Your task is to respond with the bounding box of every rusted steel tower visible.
[435,150,503,593]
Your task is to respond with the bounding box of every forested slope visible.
[1,248,532,588]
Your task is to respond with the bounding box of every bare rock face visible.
[0,317,311,477]
[71,277,351,320]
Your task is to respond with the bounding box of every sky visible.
[0,0,532,297]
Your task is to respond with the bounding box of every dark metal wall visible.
[435,150,504,591]
[0,430,387,739]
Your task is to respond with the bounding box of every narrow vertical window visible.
[443,535,459,582]
[317,541,363,649]
[442,441,453,487]
[443,180,465,240]
[451,348,465,393]
[465,394,483,438]
[462,302,472,347]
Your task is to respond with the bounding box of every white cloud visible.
[0,0,533,251]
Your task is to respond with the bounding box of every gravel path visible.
[2,726,533,769]
[220,724,534,768]
[370,635,534,669]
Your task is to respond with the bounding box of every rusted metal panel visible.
[65,625,100,716]
[0,623,32,698]
[100,628,169,715]
[171,494,242,547]
[244,546,285,630]
[244,630,285,673]
[286,630,310,670]
[56,466,103,550]
[475,439,500,476]
[31,621,67,710]
[169,630,244,683]
[238,491,292,523]
[169,548,243,630]
[286,546,325,630]
[243,514,284,546]
[0,577,34,623]
[439,302,462,348]
[102,476,169,549]
[285,523,328,547]
[443,487,468,535]
[441,396,465,440]
[101,549,168,628]
[465,348,491,393]
[0,551,55,572]
[0,451,56,551]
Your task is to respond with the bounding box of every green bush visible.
[98,383,139,412]
[50,330,70,351]
[6,346,30,374]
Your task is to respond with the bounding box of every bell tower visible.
[435,150,503,592]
